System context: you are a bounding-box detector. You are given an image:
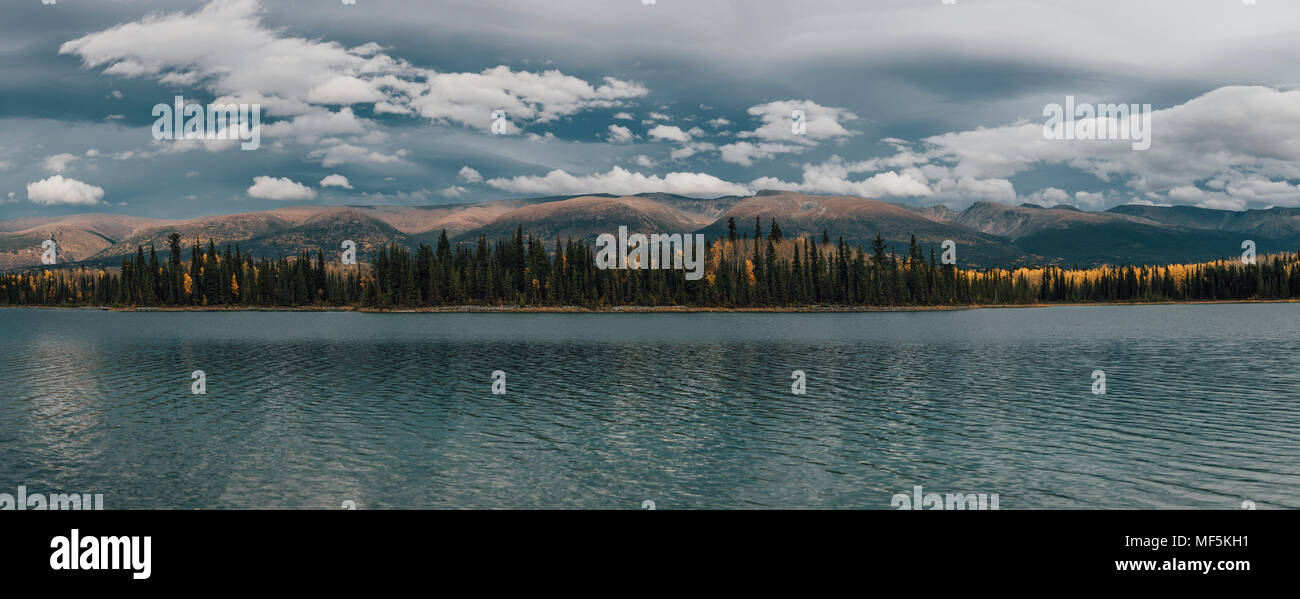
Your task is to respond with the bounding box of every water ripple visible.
[0,305,1297,509]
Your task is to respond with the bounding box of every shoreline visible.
[2,298,1298,313]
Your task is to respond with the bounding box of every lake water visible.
[1,305,1297,509]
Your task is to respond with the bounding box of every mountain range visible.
[3,191,1296,270]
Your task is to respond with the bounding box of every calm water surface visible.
[1,305,1297,509]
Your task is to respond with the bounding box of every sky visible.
[2,0,1299,220]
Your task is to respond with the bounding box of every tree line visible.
[4,220,1300,308]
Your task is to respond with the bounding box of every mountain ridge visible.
[3,192,1295,270]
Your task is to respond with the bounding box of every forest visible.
[3,218,1300,309]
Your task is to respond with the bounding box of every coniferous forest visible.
[4,219,1300,309]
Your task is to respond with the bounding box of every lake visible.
[1,305,1297,509]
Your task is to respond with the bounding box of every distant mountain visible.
[694,191,1024,266]
[1,193,1289,270]
[1109,204,1300,246]
[903,204,960,222]
[0,214,174,269]
[1106,204,1245,230]
[953,201,1158,239]
[445,194,731,244]
[951,201,1271,265]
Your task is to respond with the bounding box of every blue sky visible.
[2,0,1300,220]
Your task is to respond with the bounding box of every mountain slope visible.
[0,214,176,269]
[1109,204,1300,246]
[695,191,1024,266]
[955,202,1267,265]
[445,194,726,244]
[5,193,1293,271]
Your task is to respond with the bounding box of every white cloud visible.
[752,173,931,199]
[613,112,634,120]
[41,153,78,173]
[741,100,858,144]
[632,155,657,168]
[348,42,386,57]
[719,141,802,166]
[1125,197,1173,207]
[247,176,316,201]
[457,166,483,184]
[486,166,749,197]
[306,75,386,105]
[440,185,469,198]
[410,68,647,131]
[864,86,1300,209]
[261,107,369,144]
[356,189,434,205]
[606,124,636,144]
[1072,191,1109,210]
[643,124,716,160]
[308,143,406,168]
[26,175,105,206]
[744,155,933,199]
[484,155,928,200]
[669,141,716,160]
[1220,177,1300,205]
[1024,187,1070,206]
[648,125,691,143]
[59,0,648,141]
[320,174,354,189]
[711,100,860,165]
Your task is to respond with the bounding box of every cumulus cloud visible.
[648,125,691,143]
[457,166,483,184]
[26,175,105,206]
[41,153,78,173]
[319,174,353,189]
[606,124,636,144]
[261,107,369,145]
[641,124,717,160]
[411,68,647,131]
[877,86,1300,209]
[308,143,406,168]
[719,141,802,167]
[750,156,932,199]
[247,176,316,200]
[486,166,749,197]
[306,75,386,105]
[1024,187,1071,206]
[712,100,859,165]
[740,99,859,144]
[485,159,933,200]
[1071,191,1109,210]
[58,0,648,142]
[440,185,468,198]
[1125,197,1173,207]
[670,141,716,160]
